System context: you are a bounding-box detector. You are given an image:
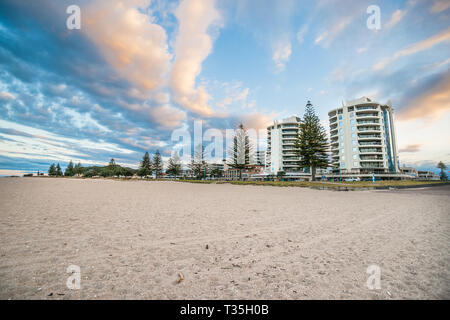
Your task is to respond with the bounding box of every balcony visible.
[356,106,378,111]
[358,127,380,132]
[359,148,382,154]
[360,163,385,168]
[360,155,383,161]
[357,120,379,125]
[282,129,298,134]
[359,141,382,146]
[356,113,379,119]
[358,134,381,139]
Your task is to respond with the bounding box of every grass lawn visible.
[175,179,447,189]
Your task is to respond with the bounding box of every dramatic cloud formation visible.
[398,70,450,121]
[170,0,222,116]
[0,0,449,175]
[83,1,172,95]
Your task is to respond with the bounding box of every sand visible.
[0,178,449,299]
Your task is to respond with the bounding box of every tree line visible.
[46,101,331,181]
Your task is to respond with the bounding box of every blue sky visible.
[0,0,449,175]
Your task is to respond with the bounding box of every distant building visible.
[327,97,406,180]
[417,170,440,180]
[256,150,266,166]
[223,164,265,180]
[265,116,302,174]
[400,166,418,179]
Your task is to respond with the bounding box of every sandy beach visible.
[0,178,449,299]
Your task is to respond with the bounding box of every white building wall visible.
[328,97,399,175]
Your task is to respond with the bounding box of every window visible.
[341,149,345,153]
[338,121,343,127]
[351,126,355,131]
[353,162,358,167]
[350,119,355,124]
[352,147,357,152]
[339,128,344,133]
[351,133,356,138]
[338,115,343,119]
[353,154,357,160]
[350,112,354,117]
[340,135,344,140]
[342,155,345,160]
[352,140,357,146]
[340,163,345,168]
[340,142,344,147]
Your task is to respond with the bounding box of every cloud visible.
[356,47,368,54]
[399,144,422,153]
[147,104,187,129]
[242,112,276,130]
[385,10,406,29]
[314,15,353,48]
[430,0,450,13]
[272,38,292,72]
[373,27,450,70]
[216,82,251,110]
[397,70,450,121]
[83,0,171,95]
[296,25,308,44]
[170,0,222,117]
[0,91,14,101]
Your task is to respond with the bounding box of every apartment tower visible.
[328,97,399,177]
[265,116,302,174]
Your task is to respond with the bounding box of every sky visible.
[0,0,449,176]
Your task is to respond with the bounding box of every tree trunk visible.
[311,166,316,181]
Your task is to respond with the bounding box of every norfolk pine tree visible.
[295,101,329,181]
[166,153,182,177]
[48,163,56,176]
[55,163,63,176]
[152,150,163,178]
[138,151,152,177]
[227,123,253,180]
[437,161,448,181]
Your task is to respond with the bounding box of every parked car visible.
[344,177,360,182]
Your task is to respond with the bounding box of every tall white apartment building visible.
[265,116,302,174]
[328,97,400,177]
[256,150,266,166]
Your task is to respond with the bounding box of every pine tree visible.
[295,101,329,181]
[74,162,83,176]
[166,153,182,177]
[152,150,163,178]
[65,160,74,176]
[437,161,448,181]
[138,151,152,177]
[56,163,63,176]
[227,123,253,180]
[48,163,56,176]
[189,144,207,179]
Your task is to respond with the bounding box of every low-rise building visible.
[417,170,440,180]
